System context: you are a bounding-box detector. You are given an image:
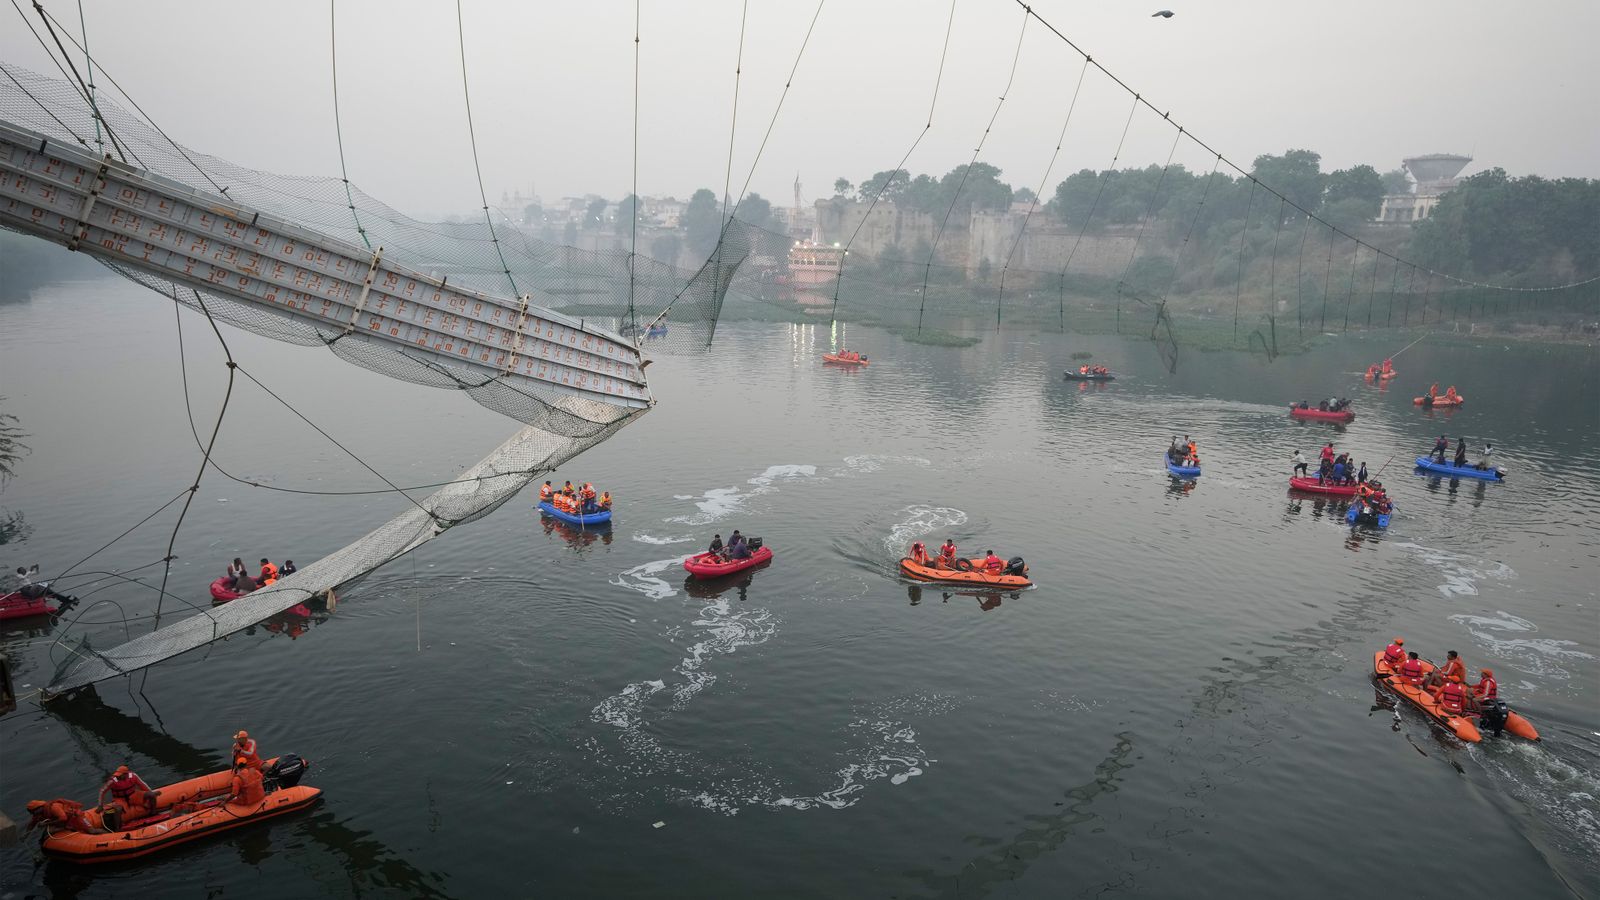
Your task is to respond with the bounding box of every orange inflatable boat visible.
[1413,394,1465,407]
[823,353,869,366]
[1372,652,1538,742]
[899,556,1031,589]
[36,756,321,863]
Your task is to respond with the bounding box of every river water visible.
[1,277,1597,898]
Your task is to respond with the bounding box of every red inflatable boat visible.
[1288,476,1360,497]
[822,353,869,367]
[683,546,773,579]
[0,590,56,620]
[1289,405,1355,422]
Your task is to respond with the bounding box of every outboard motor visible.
[264,754,309,791]
[1478,699,1510,737]
[748,537,764,551]
[1004,556,1026,576]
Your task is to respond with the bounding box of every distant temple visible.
[1378,154,1472,223]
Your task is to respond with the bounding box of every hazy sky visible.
[4,1,1597,219]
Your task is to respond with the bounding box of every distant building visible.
[786,240,845,289]
[1378,154,1472,223]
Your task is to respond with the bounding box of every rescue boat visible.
[1165,457,1201,479]
[1288,476,1360,497]
[210,577,242,603]
[1288,405,1355,423]
[1372,652,1538,742]
[37,755,321,863]
[1346,502,1394,528]
[1364,369,1398,380]
[537,500,612,527]
[683,544,773,578]
[899,556,1032,589]
[0,590,56,620]
[1063,370,1115,381]
[822,353,869,366]
[1414,457,1506,481]
[1414,394,1465,407]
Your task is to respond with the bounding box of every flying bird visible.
[1152,9,1175,17]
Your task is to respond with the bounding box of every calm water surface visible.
[1,279,1597,898]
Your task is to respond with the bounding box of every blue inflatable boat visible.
[1346,503,1394,528]
[537,500,612,527]
[1165,456,1202,479]
[1414,456,1506,482]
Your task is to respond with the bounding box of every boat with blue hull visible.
[537,501,612,528]
[1414,456,1505,481]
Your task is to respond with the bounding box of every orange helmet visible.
[27,800,47,812]
[234,730,250,741]
[113,765,130,776]
[235,757,249,767]
[1393,637,1404,645]
[1480,667,1494,677]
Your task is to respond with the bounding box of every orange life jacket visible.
[1439,680,1467,713]
[1399,658,1425,683]
[539,485,553,500]
[939,544,956,561]
[108,772,143,800]
[983,555,1003,574]
[1473,675,1497,700]
[1440,658,1465,683]
[233,738,262,769]
[1383,643,1405,668]
[911,544,927,565]
[231,766,265,806]
[260,563,278,583]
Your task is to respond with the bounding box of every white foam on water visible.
[1470,741,1600,876]
[884,505,969,557]
[591,679,666,730]
[1395,542,1517,598]
[610,555,692,600]
[666,464,818,525]
[839,454,932,475]
[632,533,693,545]
[668,599,778,708]
[1448,611,1594,682]
[765,694,958,812]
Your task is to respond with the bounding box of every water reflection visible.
[539,516,615,550]
[682,570,757,602]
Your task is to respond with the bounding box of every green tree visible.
[1381,168,1410,195]
[1251,150,1325,214]
[1324,165,1385,219]
[833,177,853,197]
[585,197,609,230]
[737,192,772,231]
[858,169,910,203]
[650,233,682,265]
[683,188,723,257]
[613,194,639,235]
[1013,186,1036,205]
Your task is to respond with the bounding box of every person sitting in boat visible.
[1317,398,1330,411]
[1427,382,1439,399]
[598,491,613,511]
[707,534,724,555]
[1080,365,1090,375]
[281,560,297,577]
[1318,457,1334,483]
[1331,459,1347,484]
[1357,461,1368,484]
[910,541,930,566]
[1399,651,1426,686]
[1444,385,1458,401]
[1331,397,1350,412]
[1292,450,1308,478]
[1472,667,1498,704]
[1382,637,1407,670]
[1423,650,1467,695]
[729,538,754,561]
[1366,364,1379,378]
[721,530,745,560]
[1476,443,1494,471]
[539,481,554,501]
[233,730,262,770]
[982,551,1004,575]
[581,483,596,502]
[1382,358,1393,375]
[258,559,279,587]
[939,539,958,568]
[98,766,156,825]
[227,557,246,581]
[1438,678,1477,716]
[231,570,258,594]
[1431,435,1449,462]
[562,480,576,497]
[228,756,266,809]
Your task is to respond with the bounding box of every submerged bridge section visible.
[0,120,649,417]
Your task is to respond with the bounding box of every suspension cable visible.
[329,0,371,249]
[454,0,519,298]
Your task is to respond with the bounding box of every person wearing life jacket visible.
[26,798,96,834]
[233,730,263,770]
[1382,638,1406,670]
[939,539,958,569]
[1399,652,1426,686]
[539,481,554,501]
[1424,650,1467,694]
[910,541,929,566]
[258,559,279,586]
[562,481,575,497]
[1382,358,1393,374]
[1431,434,1449,462]
[1472,668,1498,702]
[98,766,156,821]
[982,551,1004,575]
[1428,382,1439,399]
[1366,364,1379,379]
[228,757,266,809]
[598,491,612,511]
[581,483,596,501]
[1444,385,1458,401]
[1438,679,1471,715]
[1079,365,1089,374]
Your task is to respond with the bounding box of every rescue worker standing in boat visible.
[233,730,262,770]
[98,766,156,826]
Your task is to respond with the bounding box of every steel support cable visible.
[626,0,641,337]
[72,0,100,155]
[1342,241,1360,331]
[46,488,191,586]
[27,0,124,162]
[1386,253,1401,326]
[830,0,957,324]
[916,7,1029,333]
[454,0,519,298]
[704,0,750,341]
[1231,179,1257,338]
[1402,264,1417,325]
[1057,94,1138,333]
[1008,0,1599,295]
[1366,242,1382,328]
[725,1,824,223]
[7,0,100,145]
[1114,125,1184,319]
[1152,155,1221,307]
[1267,197,1286,324]
[1293,212,1312,339]
[1319,224,1335,331]
[30,5,222,188]
[997,55,1091,330]
[329,0,371,250]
